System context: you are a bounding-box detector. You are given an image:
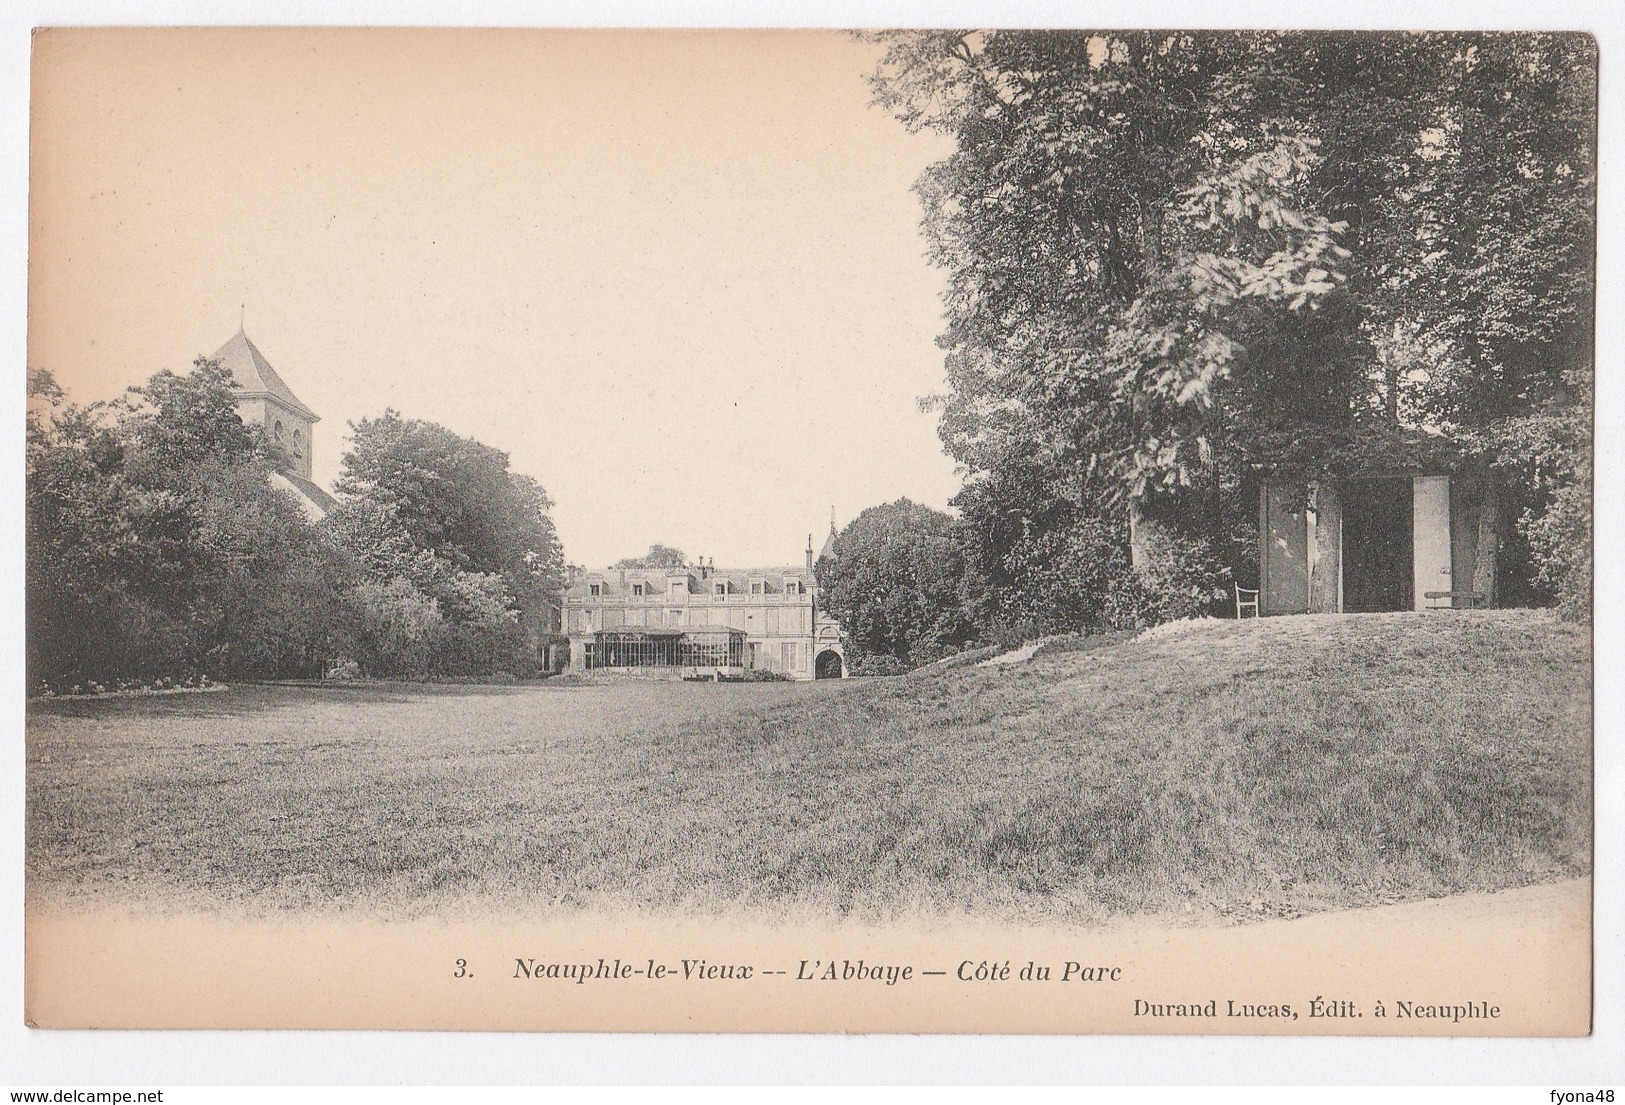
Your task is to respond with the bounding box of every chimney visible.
[806,534,814,573]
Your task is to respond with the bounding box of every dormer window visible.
[749,579,765,595]
[669,579,686,598]
[589,583,602,598]
[632,583,644,597]
[713,582,727,596]
[783,576,799,596]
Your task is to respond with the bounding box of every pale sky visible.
[28,28,961,568]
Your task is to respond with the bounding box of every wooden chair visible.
[1234,583,1260,619]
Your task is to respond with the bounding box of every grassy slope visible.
[26,611,1592,924]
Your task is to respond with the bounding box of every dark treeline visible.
[817,32,1594,674]
[816,496,1220,674]
[29,33,1593,686]
[26,362,564,692]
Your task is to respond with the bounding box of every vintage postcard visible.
[23,27,1595,1035]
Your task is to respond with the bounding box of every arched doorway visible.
[815,649,844,680]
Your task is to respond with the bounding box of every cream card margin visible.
[3,0,1622,1086]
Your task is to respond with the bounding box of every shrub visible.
[843,651,911,677]
[1523,475,1592,623]
[1120,525,1233,627]
[326,658,363,681]
[719,669,791,683]
[339,573,540,679]
[966,509,1228,641]
[342,578,443,677]
[429,610,535,677]
[981,516,1124,637]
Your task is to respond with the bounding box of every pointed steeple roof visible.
[211,329,319,422]
[817,507,838,562]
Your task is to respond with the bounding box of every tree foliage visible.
[815,498,978,671]
[869,30,1595,622]
[613,544,690,569]
[27,366,572,689]
[27,361,350,687]
[333,409,565,639]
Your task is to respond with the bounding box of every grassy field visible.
[26,610,1592,924]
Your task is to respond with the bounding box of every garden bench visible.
[1422,590,1487,609]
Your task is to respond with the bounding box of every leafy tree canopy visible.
[119,359,268,478]
[868,30,1594,498]
[815,498,977,669]
[27,362,349,684]
[870,30,1594,617]
[333,410,565,619]
[613,544,690,569]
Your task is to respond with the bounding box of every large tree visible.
[815,498,978,671]
[873,34,1362,527]
[333,410,565,629]
[870,30,1594,612]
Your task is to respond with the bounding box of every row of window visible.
[581,635,746,671]
[588,578,803,599]
[570,606,812,634]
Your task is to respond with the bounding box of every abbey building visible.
[560,538,847,680]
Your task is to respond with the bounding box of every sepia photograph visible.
[19,23,1599,1043]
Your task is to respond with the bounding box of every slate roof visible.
[817,527,837,563]
[276,471,339,513]
[211,329,320,422]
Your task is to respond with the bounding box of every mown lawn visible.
[26,610,1592,924]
